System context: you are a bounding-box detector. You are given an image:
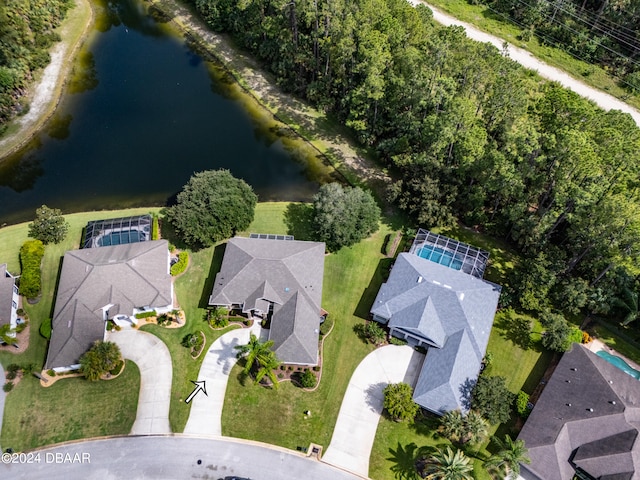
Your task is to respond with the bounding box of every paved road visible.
[184,323,262,436]
[409,0,640,125]
[0,435,368,479]
[106,329,172,434]
[322,345,424,477]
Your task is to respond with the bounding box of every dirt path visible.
[411,0,640,125]
[0,0,93,159]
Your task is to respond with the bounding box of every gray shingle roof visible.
[0,264,16,329]
[209,237,325,365]
[371,252,501,414]
[519,345,640,480]
[46,240,172,369]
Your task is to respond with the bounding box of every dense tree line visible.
[0,0,72,131]
[486,0,640,92]
[190,0,640,319]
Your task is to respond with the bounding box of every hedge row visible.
[134,310,157,320]
[19,240,45,299]
[171,252,189,276]
[152,214,159,240]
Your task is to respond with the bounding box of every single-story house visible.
[519,344,640,480]
[45,240,173,372]
[209,235,325,366]
[370,230,501,415]
[0,264,19,342]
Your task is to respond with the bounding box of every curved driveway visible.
[106,329,172,434]
[322,345,424,477]
[0,435,367,480]
[184,323,262,435]
[409,0,640,125]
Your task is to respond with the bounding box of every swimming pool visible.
[97,229,147,247]
[416,245,463,270]
[596,350,640,380]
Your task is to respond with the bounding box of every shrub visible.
[207,307,229,328]
[106,320,114,332]
[135,310,157,320]
[79,340,122,381]
[3,382,13,392]
[16,308,25,317]
[516,390,531,419]
[109,360,124,375]
[390,336,408,346]
[152,214,160,240]
[472,375,515,425]
[582,331,592,344]
[22,363,36,375]
[19,239,45,298]
[313,366,320,372]
[171,251,189,276]
[300,369,317,388]
[156,314,172,326]
[383,382,419,422]
[319,316,333,336]
[39,318,52,339]
[16,320,28,333]
[47,369,56,377]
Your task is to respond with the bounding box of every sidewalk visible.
[322,345,424,477]
[106,329,172,434]
[183,322,262,436]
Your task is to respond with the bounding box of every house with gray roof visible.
[370,230,501,414]
[46,240,173,371]
[0,264,19,342]
[209,236,325,366]
[519,344,640,480]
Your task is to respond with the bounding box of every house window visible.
[12,301,17,309]
[13,285,18,294]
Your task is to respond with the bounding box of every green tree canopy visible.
[28,205,69,245]
[166,169,257,248]
[234,333,280,389]
[416,445,474,480]
[541,312,573,352]
[313,183,381,251]
[79,340,122,381]
[471,375,514,425]
[383,382,419,422]
[485,435,530,480]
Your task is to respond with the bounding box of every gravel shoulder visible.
[0,0,93,160]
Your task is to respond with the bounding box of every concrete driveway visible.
[184,322,262,435]
[322,345,424,477]
[106,329,172,434]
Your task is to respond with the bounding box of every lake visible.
[0,0,335,225]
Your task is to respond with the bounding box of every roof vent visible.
[443,284,452,289]
[611,401,617,405]
[417,276,423,283]
[566,403,572,407]
[566,380,571,383]
[588,408,594,412]
[571,367,577,371]
[458,292,465,301]
[433,280,441,285]
[609,380,614,384]
[284,287,290,292]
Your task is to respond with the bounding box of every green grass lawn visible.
[221,209,392,449]
[1,360,139,451]
[0,208,159,448]
[424,0,640,110]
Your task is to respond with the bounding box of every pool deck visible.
[586,338,640,372]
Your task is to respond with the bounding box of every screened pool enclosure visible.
[409,229,490,278]
[82,215,152,249]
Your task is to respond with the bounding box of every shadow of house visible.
[519,344,640,480]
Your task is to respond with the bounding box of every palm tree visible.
[438,410,466,444]
[254,351,281,389]
[234,333,274,374]
[463,410,488,445]
[0,324,17,345]
[485,435,531,480]
[417,445,473,480]
[612,286,640,326]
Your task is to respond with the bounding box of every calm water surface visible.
[0,0,328,225]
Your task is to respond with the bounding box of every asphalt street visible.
[1,435,366,480]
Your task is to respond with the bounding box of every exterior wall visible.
[389,327,430,348]
[372,314,390,325]
[52,364,81,374]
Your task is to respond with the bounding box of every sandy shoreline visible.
[0,0,93,159]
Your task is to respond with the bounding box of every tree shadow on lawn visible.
[198,242,227,309]
[353,257,394,319]
[494,312,543,352]
[387,441,421,480]
[283,203,315,241]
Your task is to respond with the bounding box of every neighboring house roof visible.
[0,264,16,328]
[371,252,501,414]
[209,237,325,365]
[519,344,640,480]
[46,240,172,369]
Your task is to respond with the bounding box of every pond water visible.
[0,0,334,225]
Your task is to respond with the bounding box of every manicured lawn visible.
[1,360,139,451]
[0,208,159,447]
[222,213,392,449]
[424,0,640,110]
